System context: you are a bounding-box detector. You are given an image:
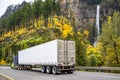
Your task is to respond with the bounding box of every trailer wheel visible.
[52,66,57,75]
[41,66,46,73]
[19,65,22,70]
[67,70,73,74]
[18,65,22,70]
[46,66,51,74]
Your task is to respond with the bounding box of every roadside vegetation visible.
[0,0,120,67]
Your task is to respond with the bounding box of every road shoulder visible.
[0,73,14,80]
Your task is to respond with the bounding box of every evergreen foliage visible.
[0,0,120,67]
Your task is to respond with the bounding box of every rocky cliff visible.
[60,0,119,27]
[60,0,120,43]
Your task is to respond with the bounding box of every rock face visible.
[60,0,119,28]
[59,0,119,43]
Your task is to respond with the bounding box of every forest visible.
[0,0,120,67]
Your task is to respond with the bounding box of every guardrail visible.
[76,66,120,73]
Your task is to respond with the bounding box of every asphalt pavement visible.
[0,66,120,80]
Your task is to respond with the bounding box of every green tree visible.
[33,0,42,27]
[76,40,87,66]
[0,19,6,35]
[42,0,51,27]
[6,14,16,31]
[22,2,32,28]
[52,0,60,15]
[88,54,98,66]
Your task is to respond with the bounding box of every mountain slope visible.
[0,1,26,19]
[0,0,120,67]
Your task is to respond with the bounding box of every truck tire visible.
[41,66,46,73]
[19,65,22,70]
[46,66,51,74]
[67,70,73,74]
[52,66,57,75]
[18,65,22,70]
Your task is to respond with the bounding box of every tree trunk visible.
[45,15,48,27]
[45,17,47,27]
[32,17,35,28]
[36,17,39,28]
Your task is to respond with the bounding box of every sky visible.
[0,0,34,17]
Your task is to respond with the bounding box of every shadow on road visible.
[13,68,74,75]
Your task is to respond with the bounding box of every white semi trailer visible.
[13,39,76,74]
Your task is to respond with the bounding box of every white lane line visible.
[0,73,15,80]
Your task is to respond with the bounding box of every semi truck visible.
[12,39,76,74]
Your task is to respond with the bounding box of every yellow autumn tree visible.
[52,15,73,38]
[100,11,120,67]
[86,44,102,66]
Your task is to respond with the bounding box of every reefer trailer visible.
[12,39,76,74]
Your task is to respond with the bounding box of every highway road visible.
[0,66,120,80]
